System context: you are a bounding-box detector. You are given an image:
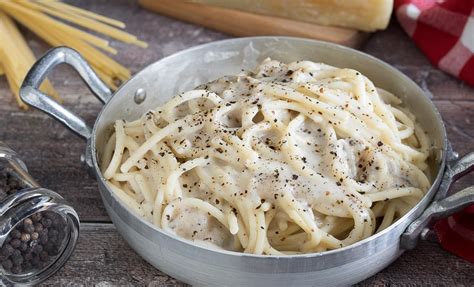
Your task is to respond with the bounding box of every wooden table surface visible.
[1,0,473,285]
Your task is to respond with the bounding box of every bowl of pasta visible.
[19,37,474,286]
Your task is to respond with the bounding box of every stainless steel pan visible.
[19,37,474,286]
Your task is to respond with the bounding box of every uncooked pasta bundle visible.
[0,0,147,109]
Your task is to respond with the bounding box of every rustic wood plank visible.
[435,101,474,156]
[41,224,186,286]
[359,240,474,286]
[395,66,474,101]
[40,223,473,286]
[362,19,431,68]
[0,0,472,285]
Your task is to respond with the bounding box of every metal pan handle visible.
[20,47,112,140]
[401,151,474,249]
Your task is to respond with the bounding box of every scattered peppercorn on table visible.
[0,0,472,285]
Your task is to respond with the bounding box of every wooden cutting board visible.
[138,0,367,48]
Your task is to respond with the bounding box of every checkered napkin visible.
[395,0,474,86]
[395,0,474,263]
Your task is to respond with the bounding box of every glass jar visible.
[0,142,79,285]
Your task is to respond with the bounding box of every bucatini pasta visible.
[101,59,431,255]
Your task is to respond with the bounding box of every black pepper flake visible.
[377,141,383,147]
[292,174,299,180]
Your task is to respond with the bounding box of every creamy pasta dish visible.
[100,59,431,255]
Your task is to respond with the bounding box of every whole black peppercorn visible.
[31,232,39,241]
[39,251,49,262]
[2,259,13,270]
[11,250,24,266]
[10,238,21,249]
[32,244,43,254]
[19,242,28,252]
[34,223,44,233]
[23,218,33,226]
[41,218,52,228]
[31,213,42,222]
[21,233,31,242]
[24,252,33,261]
[24,224,35,234]
[10,229,21,239]
[1,244,14,256]
[39,232,49,245]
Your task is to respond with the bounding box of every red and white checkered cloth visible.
[395,0,474,86]
[396,0,474,263]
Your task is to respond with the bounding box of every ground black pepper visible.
[0,170,67,275]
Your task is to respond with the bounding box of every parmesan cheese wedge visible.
[190,0,393,32]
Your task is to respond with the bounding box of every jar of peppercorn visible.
[0,142,79,285]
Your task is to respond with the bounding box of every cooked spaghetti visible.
[101,59,431,255]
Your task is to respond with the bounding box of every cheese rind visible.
[190,0,393,32]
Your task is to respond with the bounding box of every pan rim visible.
[90,36,448,261]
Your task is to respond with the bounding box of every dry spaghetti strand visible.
[0,9,58,109]
[0,0,147,109]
